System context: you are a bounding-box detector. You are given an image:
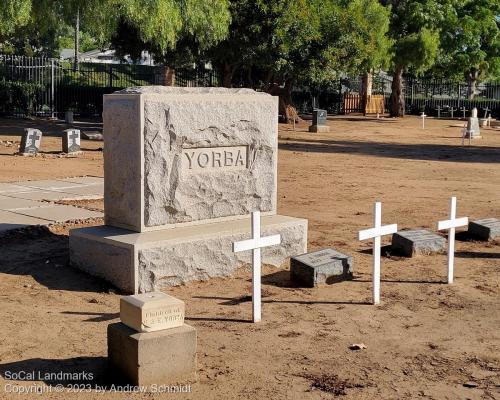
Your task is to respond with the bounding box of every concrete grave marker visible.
[62,129,81,154]
[70,87,308,293]
[437,196,468,284]
[391,229,446,257]
[290,248,353,287]
[19,128,42,155]
[120,291,185,332]
[309,109,330,133]
[468,218,500,241]
[358,202,397,304]
[232,211,281,323]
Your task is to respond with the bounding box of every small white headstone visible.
[19,128,42,155]
[471,107,478,118]
[421,112,427,129]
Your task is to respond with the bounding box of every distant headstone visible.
[19,128,42,155]
[391,229,446,257]
[62,129,81,154]
[120,291,185,332]
[65,111,74,124]
[81,131,103,141]
[465,107,481,138]
[309,109,329,133]
[468,218,500,241]
[290,248,353,287]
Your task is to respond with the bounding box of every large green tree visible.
[382,0,448,117]
[432,0,500,98]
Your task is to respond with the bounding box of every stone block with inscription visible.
[70,87,308,293]
[62,129,82,154]
[391,229,446,257]
[309,109,330,133]
[120,292,185,333]
[468,218,500,241]
[290,248,353,287]
[19,128,42,155]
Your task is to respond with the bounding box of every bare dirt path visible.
[0,116,499,399]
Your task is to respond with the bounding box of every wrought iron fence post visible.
[51,58,55,119]
[457,83,461,110]
[109,65,113,88]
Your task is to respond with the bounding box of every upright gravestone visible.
[465,107,481,138]
[69,87,308,294]
[19,128,42,155]
[62,129,82,154]
[309,109,330,133]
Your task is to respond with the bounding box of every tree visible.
[382,0,445,117]
[432,0,500,98]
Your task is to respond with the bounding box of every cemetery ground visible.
[0,116,499,399]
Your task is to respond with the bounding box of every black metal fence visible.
[292,75,500,118]
[0,54,221,117]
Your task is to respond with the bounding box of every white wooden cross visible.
[232,211,281,322]
[358,202,397,304]
[437,197,468,284]
[421,112,427,129]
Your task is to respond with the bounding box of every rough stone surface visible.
[290,248,353,287]
[309,125,330,133]
[69,233,135,293]
[103,87,278,232]
[108,322,196,386]
[20,128,42,155]
[120,292,185,333]
[391,229,446,257]
[69,215,307,293]
[468,218,500,241]
[62,129,81,153]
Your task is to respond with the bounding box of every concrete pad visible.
[0,210,50,232]
[0,183,36,193]
[70,214,307,293]
[58,184,103,198]
[13,179,84,191]
[11,204,103,222]
[56,176,104,185]
[308,125,330,133]
[3,190,82,201]
[0,195,49,211]
[108,322,196,386]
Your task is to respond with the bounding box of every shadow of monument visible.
[192,295,371,306]
[279,139,500,164]
[0,226,113,293]
[455,251,500,259]
[61,311,119,322]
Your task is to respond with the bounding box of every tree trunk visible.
[73,7,79,72]
[361,71,373,115]
[267,80,300,124]
[390,66,404,117]
[222,62,233,88]
[466,68,478,100]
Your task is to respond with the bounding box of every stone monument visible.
[62,129,82,154]
[468,218,500,241]
[108,291,196,385]
[69,87,308,293]
[464,107,481,138]
[19,128,42,155]
[391,229,446,257]
[309,109,329,133]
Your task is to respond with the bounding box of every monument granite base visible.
[391,229,446,257]
[308,125,330,133]
[468,218,500,241]
[70,214,307,293]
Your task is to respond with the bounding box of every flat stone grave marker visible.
[19,128,42,155]
[290,248,353,287]
[391,229,446,257]
[468,218,500,241]
[62,129,82,154]
[309,109,330,133]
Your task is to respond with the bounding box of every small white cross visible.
[437,197,468,284]
[232,211,281,322]
[421,112,427,129]
[358,202,397,304]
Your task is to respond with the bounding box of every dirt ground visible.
[0,116,499,399]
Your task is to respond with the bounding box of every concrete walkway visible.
[0,176,103,232]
